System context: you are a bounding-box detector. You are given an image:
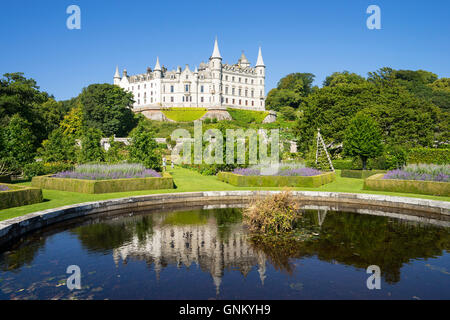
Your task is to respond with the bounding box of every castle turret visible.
[255,47,265,108]
[114,66,120,85]
[209,37,222,107]
[154,57,162,79]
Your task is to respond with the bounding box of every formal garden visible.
[0,70,449,217]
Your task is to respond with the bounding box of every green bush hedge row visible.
[407,148,450,165]
[226,108,269,124]
[217,171,336,188]
[23,162,75,179]
[0,175,11,183]
[363,174,450,197]
[0,184,43,210]
[31,172,174,194]
[341,169,387,179]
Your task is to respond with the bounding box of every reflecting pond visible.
[0,206,449,299]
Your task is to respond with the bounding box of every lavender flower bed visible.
[383,164,449,182]
[0,184,10,192]
[233,164,321,177]
[52,163,161,180]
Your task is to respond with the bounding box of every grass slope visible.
[0,168,448,221]
[161,108,207,122]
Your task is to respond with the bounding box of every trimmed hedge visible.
[217,171,336,188]
[363,174,450,197]
[0,184,43,210]
[0,175,12,183]
[31,172,174,194]
[407,148,450,165]
[341,169,386,179]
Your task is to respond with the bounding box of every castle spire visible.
[256,46,265,67]
[114,65,120,78]
[211,37,222,59]
[154,56,161,71]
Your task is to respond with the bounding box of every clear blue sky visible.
[1,0,449,101]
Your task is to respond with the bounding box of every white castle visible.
[113,38,266,111]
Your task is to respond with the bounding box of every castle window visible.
[232,76,235,82]
[232,99,235,104]
[144,84,146,89]
[186,75,188,80]
[226,98,228,103]
[200,85,204,93]
[201,97,204,103]
[182,96,184,102]
[251,90,254,98]
[260,70,262,75]
[225,86,228,94]
[171,96,174,102]
[239,99,241,105]
[251,79,254,84]
[170,85,174,93]
[225,75,228,81]
[238,89,241,96]
[138,85,140,90]
[245,100,248,106]
[260,80,262,85]
[245,78,248,83]
[185,84,189,92]
[252,101,254,106]
[245,89,248,97]
[239,77,241,83]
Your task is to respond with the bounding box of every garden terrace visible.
[364,173,450,197]
[218,171,336,188]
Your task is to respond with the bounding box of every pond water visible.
[0,205,449,300]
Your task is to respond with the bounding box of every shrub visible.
[128,122,162,171]
[243,191,300,234]
[39,128,77,163]
[23,162,75,179]
[331,159,353,170]
[78,128,105,163]
[407,147,450,165]
[343,113,383,170]
[104,137,127,163]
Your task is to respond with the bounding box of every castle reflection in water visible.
[112,210,267,295]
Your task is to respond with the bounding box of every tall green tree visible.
[79,83,137,137]
[128,122,162,170]
[266,73,316,111]
[1,114,36,171]
[343,113,383,170]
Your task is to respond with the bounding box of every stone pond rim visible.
[0,190,449,246]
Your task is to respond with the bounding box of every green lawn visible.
[0,167,448,221]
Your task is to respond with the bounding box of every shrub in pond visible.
[243,190,300,234]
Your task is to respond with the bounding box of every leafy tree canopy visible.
[79,83,137,137]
